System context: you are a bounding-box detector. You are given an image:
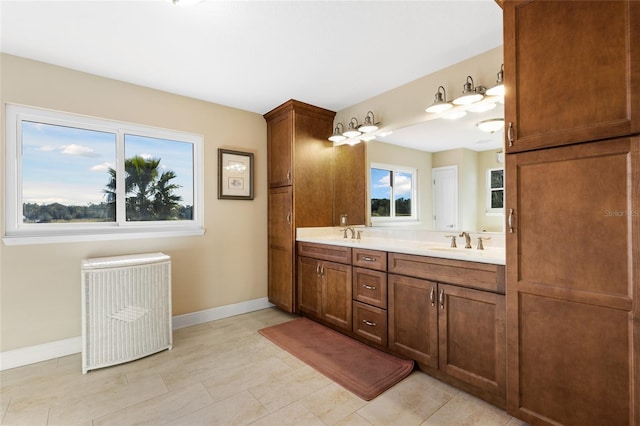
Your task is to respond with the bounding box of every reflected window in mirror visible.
[487,168,504,215]
[370,163,418,224]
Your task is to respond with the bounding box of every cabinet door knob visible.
[439,288,445,309]
[430,287,436,307]
[362,320,376,327]
[286,212,291,225]
[361,256,377,262]
[362,284,376,290]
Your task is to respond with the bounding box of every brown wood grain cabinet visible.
[297,242,353,331]
[264,100,336,312]
[351,248,388,346]
[504,0,640,153]
[504,2,640,424]
[388,253,507,407]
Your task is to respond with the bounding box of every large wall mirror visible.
[367,101,505,233]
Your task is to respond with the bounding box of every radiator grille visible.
[81,253,172,374]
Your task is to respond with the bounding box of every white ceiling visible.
[0,0,504,150]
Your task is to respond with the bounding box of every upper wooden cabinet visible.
[503,0,640,152]
[264,100,336,313]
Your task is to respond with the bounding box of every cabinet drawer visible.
[352,248,387,271]
[353,267,387,309]
[353,301,387,347]
[297,242,351,264]
[388,252,505,294]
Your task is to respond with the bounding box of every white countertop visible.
[296,227,505,265]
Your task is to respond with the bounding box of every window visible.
[4,104,204,244]
[487,168,504,215]
[370,163,417,223]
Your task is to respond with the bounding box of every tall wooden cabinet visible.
[503,2,640,425]
[264,100,336,312]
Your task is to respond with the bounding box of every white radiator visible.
[81,252,172,374]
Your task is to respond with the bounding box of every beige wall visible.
[366,140,432,227]
[0,54,268,352]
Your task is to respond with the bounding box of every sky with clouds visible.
[370,168,412,200]
[21,121,194,207]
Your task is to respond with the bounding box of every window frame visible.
[4,103,204,245]
[369,162,418,225]
[486,167,505,216]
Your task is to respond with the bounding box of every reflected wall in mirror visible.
[367,102,505,233]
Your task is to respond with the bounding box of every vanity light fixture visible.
[358,111,380,133]
[452,76,486,105]
[476,118,505,133]
[343,117,362,138]
[485,64,505,97]
[443,109,467,120]
[328,123,347,143]
[425,86,453,113]
[467,101,497,113]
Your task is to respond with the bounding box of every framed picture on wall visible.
[218,148,254,200]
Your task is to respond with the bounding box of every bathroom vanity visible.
[296,228,506,407]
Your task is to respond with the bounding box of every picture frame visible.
[218,148,254,200]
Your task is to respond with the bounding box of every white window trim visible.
[370,162,419,225]
[486,167,504,216]
[3,103,205,245]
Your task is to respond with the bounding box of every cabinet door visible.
[438,283,505,401]
[297,256,321,318]
[504,0,640,152]
[268,186,294,312]
[505,137,639,425]
[388,274,438,369]
[321,261,352,331]
[267,110,292,187]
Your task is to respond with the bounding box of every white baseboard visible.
[0,297,274,371]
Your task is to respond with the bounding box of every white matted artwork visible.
[218,149,254,200]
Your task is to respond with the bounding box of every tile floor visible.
[0,308,528,425]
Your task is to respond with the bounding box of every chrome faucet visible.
[342,226,356,239]
[459,232,472,249]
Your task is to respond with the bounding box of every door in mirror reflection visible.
[433,166,458,231]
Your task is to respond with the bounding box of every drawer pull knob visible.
[362,284,376,290]
[362,320,376,327]
[362,256,377,262]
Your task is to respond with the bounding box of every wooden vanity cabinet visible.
[351,248,388,346]
[503,0,640,153]
[264,100,336,313]
[297,242,352,331]
[388,253,506,407]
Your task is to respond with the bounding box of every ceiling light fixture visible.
[328,123,347,143]
[168,0,203,5]
[452,76,486,105]
[358,111,380,133]
[425,86,453,113]
[343,117,362,138]
[476,118,505,133]
[485,64,505,97]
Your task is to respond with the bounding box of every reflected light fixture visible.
[343,117,362,138]
[452,76,486,105]
[443,109,467,120]
[476,118,505,133]
[467,102,497,113]
[358,111,379,133]
[425,86,453,113]
[486,64,505,97]
[328,123,347,143]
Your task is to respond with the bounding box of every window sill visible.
[2,226,205,246]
